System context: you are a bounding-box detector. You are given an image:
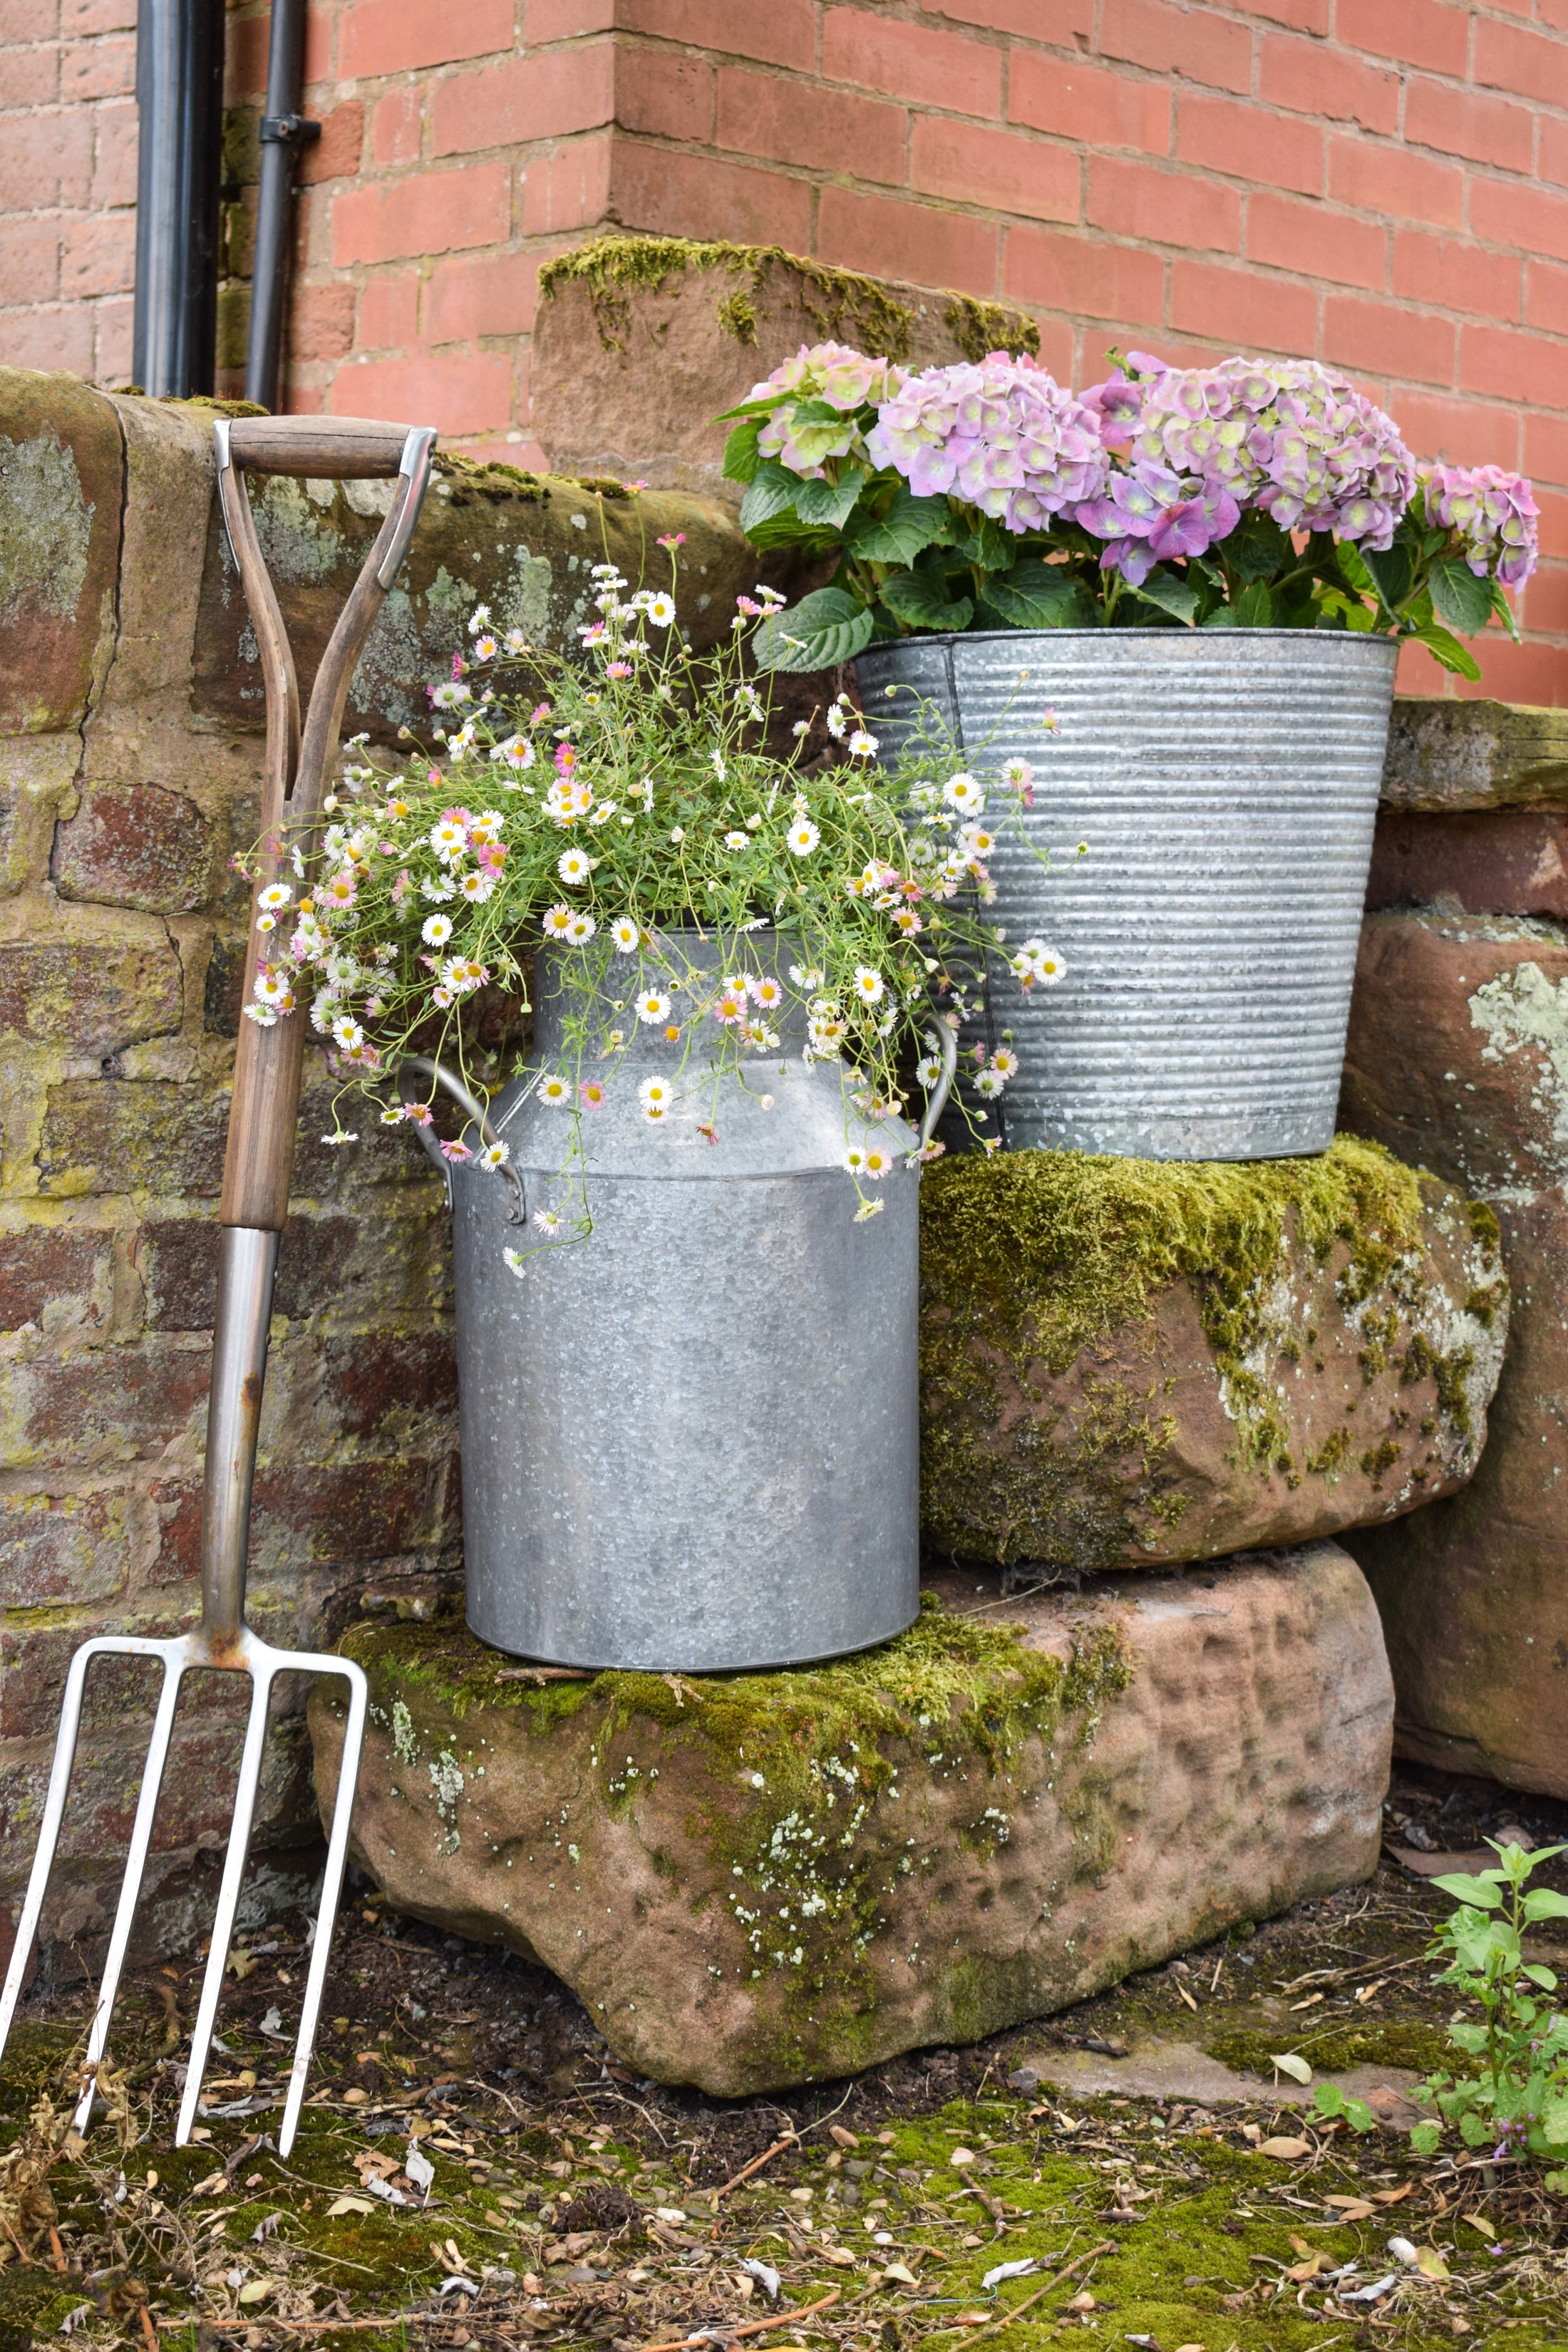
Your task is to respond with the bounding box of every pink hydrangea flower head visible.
[752,341,907,478]
[865,355,1110,532]
[1422,461,1539,589]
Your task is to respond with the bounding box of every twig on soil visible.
[639,2286,840,2351]
[923,2244,1116,2338]
[707,2137,800,2200]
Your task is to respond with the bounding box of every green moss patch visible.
[919,1133,1500,1568]
[537,233,1038,363]
[1207,2018,1455,2078]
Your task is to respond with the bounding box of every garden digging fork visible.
[0,413,437,2157]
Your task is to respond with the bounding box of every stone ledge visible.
[1380,696,1568,813]
[308,1540,1391,2098]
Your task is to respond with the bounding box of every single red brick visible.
[1405,78,1531,172]
[911,116,1078,220]
[818,184,999,294]
[609,138,812,249]
[1247,191,1385,289]
[1336,0,1468,76]
[1258,33,1398,134]
[331,161,510,267]
[37,1079,229,1200]
[1100,0,1253,95]
[717,65,906,187]
[1326,134,1463,230]
[425,247,541,341]
[251,1455,447,1562]
[1517,558,1568,636]
[824,7,1002,117]
[93,297,133,383]
[1393,232,1520,323]
[0,220,60,307]
[337,0,514,79]
[920,0,1091,33]
[1457,634,1568,706]
[89,96,137,209]
[334,346,515,435]
[1542,116,1568,193]
[373,86,423,168]
[1087,156,1241,252]
[616,0,816,71]
[1322,293,1456,385]
[432,40,614,157]
[617,43,713,143]
[1169,257,1319,351]
[1475,19,1568,113]
[0,309,93,375]
[359,269,422,349]
[1530,483,1568,558]
[0,45,60,105]
[292,279,358,361]
[319,1330,457,1439]
[526,0,614,33]
[1175,92,1323,195]
[1009,53,1170,153]
[524,128,614,234]
[21,1342,212,1468]
[1002,225,1165,320]
[1527,411,1568,488]
[61,0,136,29]
[2,939,183,1054]
[0,108,91,210]
[1401,390,1523,473]
[0,1226,111,1336]
[0,0,58,29]
[1470,179,1568,267]
[299,99,364,187]
[59,26,132,98]
[1461,323,1568,412]
[1525,259,1568,339]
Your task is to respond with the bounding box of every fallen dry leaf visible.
[1414,2247,1450,2281]
[1323,2196,1376,2221]
[1371,2184,1414,2207]
[1258,2136,1311,2160]
[326,2194,375,2218]
[883,2264,918,2286]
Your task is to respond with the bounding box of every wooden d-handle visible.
[222,414,423,479]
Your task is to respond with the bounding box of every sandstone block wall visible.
[0,366,760,1981]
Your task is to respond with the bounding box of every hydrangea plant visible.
[237,545,1052,1252]
[723,344,1538,681]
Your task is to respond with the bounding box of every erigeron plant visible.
[238,545,1058,1251]
[724,344,1538,679]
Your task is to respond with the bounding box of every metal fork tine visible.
[71,1649,188,2130]
[0,1639,99,2058]
[278,1656,368,2157]
[175,1660,274,2146]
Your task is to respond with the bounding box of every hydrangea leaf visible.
[877,567,976,631]
[1130,569,1202,626]
[1429,552,1495,636]
[751,587,877,672]
[739,461,807,535]
[723,418,764,485]
[1225,514,1293,584]
[791,468,870,531]
[1490,577,1523,642]
[846,489,954,565]
[981,559,1092,629]
[1412,620,1482,681]
[1232,581,1276,627]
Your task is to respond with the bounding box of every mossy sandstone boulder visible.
[309,1544,1391,2097]
[919,1136,1505,1576]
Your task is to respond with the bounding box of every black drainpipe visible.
[245,0,319,411]
[132,0,225,398]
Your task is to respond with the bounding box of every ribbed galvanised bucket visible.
[855,628,1398,1160]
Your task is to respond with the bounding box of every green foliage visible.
[1311,2080,1376,2132]
[1415,1839,1568,2164]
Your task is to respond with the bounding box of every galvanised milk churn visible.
[405,933,948,1673]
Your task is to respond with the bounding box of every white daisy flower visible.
[257,882,292,911]
[557,847,597,885]
[847,728,878,760]
[914,1053,943,1088]
[751,974,784,1009]
[421,875,456,902]
[852,965,885,1006]
[459,870,495,902]
[639,1076,674,1112]
[534,1206,562,1235]
[502,1246,526,1278]
[636,990,672,1023]
[428,817,468,862]
[724,830,751,850]
[467,605,492,634]
[492,733,535,770]
[430,681,471,708]
[543,903,575,938]
[644,592,676,627]
[379,1105,406,1125]
[843,1144,867,1174]
[974,1068,1006,1098]
[472,634,498,661]
[479,1140,510,1170]
[991,1046,1020,1078]
[564,911,597,944]
[331,1016,365,1051]
[944,772,985,815]
[860,1142,896,1178]
[787,820,820,855]
[537,1073,572,1105]
[421,913,454,947]
[319,871,358,909]
[825,700,849,741]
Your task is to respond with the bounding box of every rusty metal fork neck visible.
[201,1226,278,1644]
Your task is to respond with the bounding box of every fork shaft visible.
[202,1227,278,1646]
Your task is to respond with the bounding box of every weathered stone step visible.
[308,1541,1392,2098]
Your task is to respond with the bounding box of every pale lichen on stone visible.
[0,433,93,624]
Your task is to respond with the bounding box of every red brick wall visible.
[7,1,1568,699]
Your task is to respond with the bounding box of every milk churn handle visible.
[919,1021,958,1150]
[398,1055,527,1227]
